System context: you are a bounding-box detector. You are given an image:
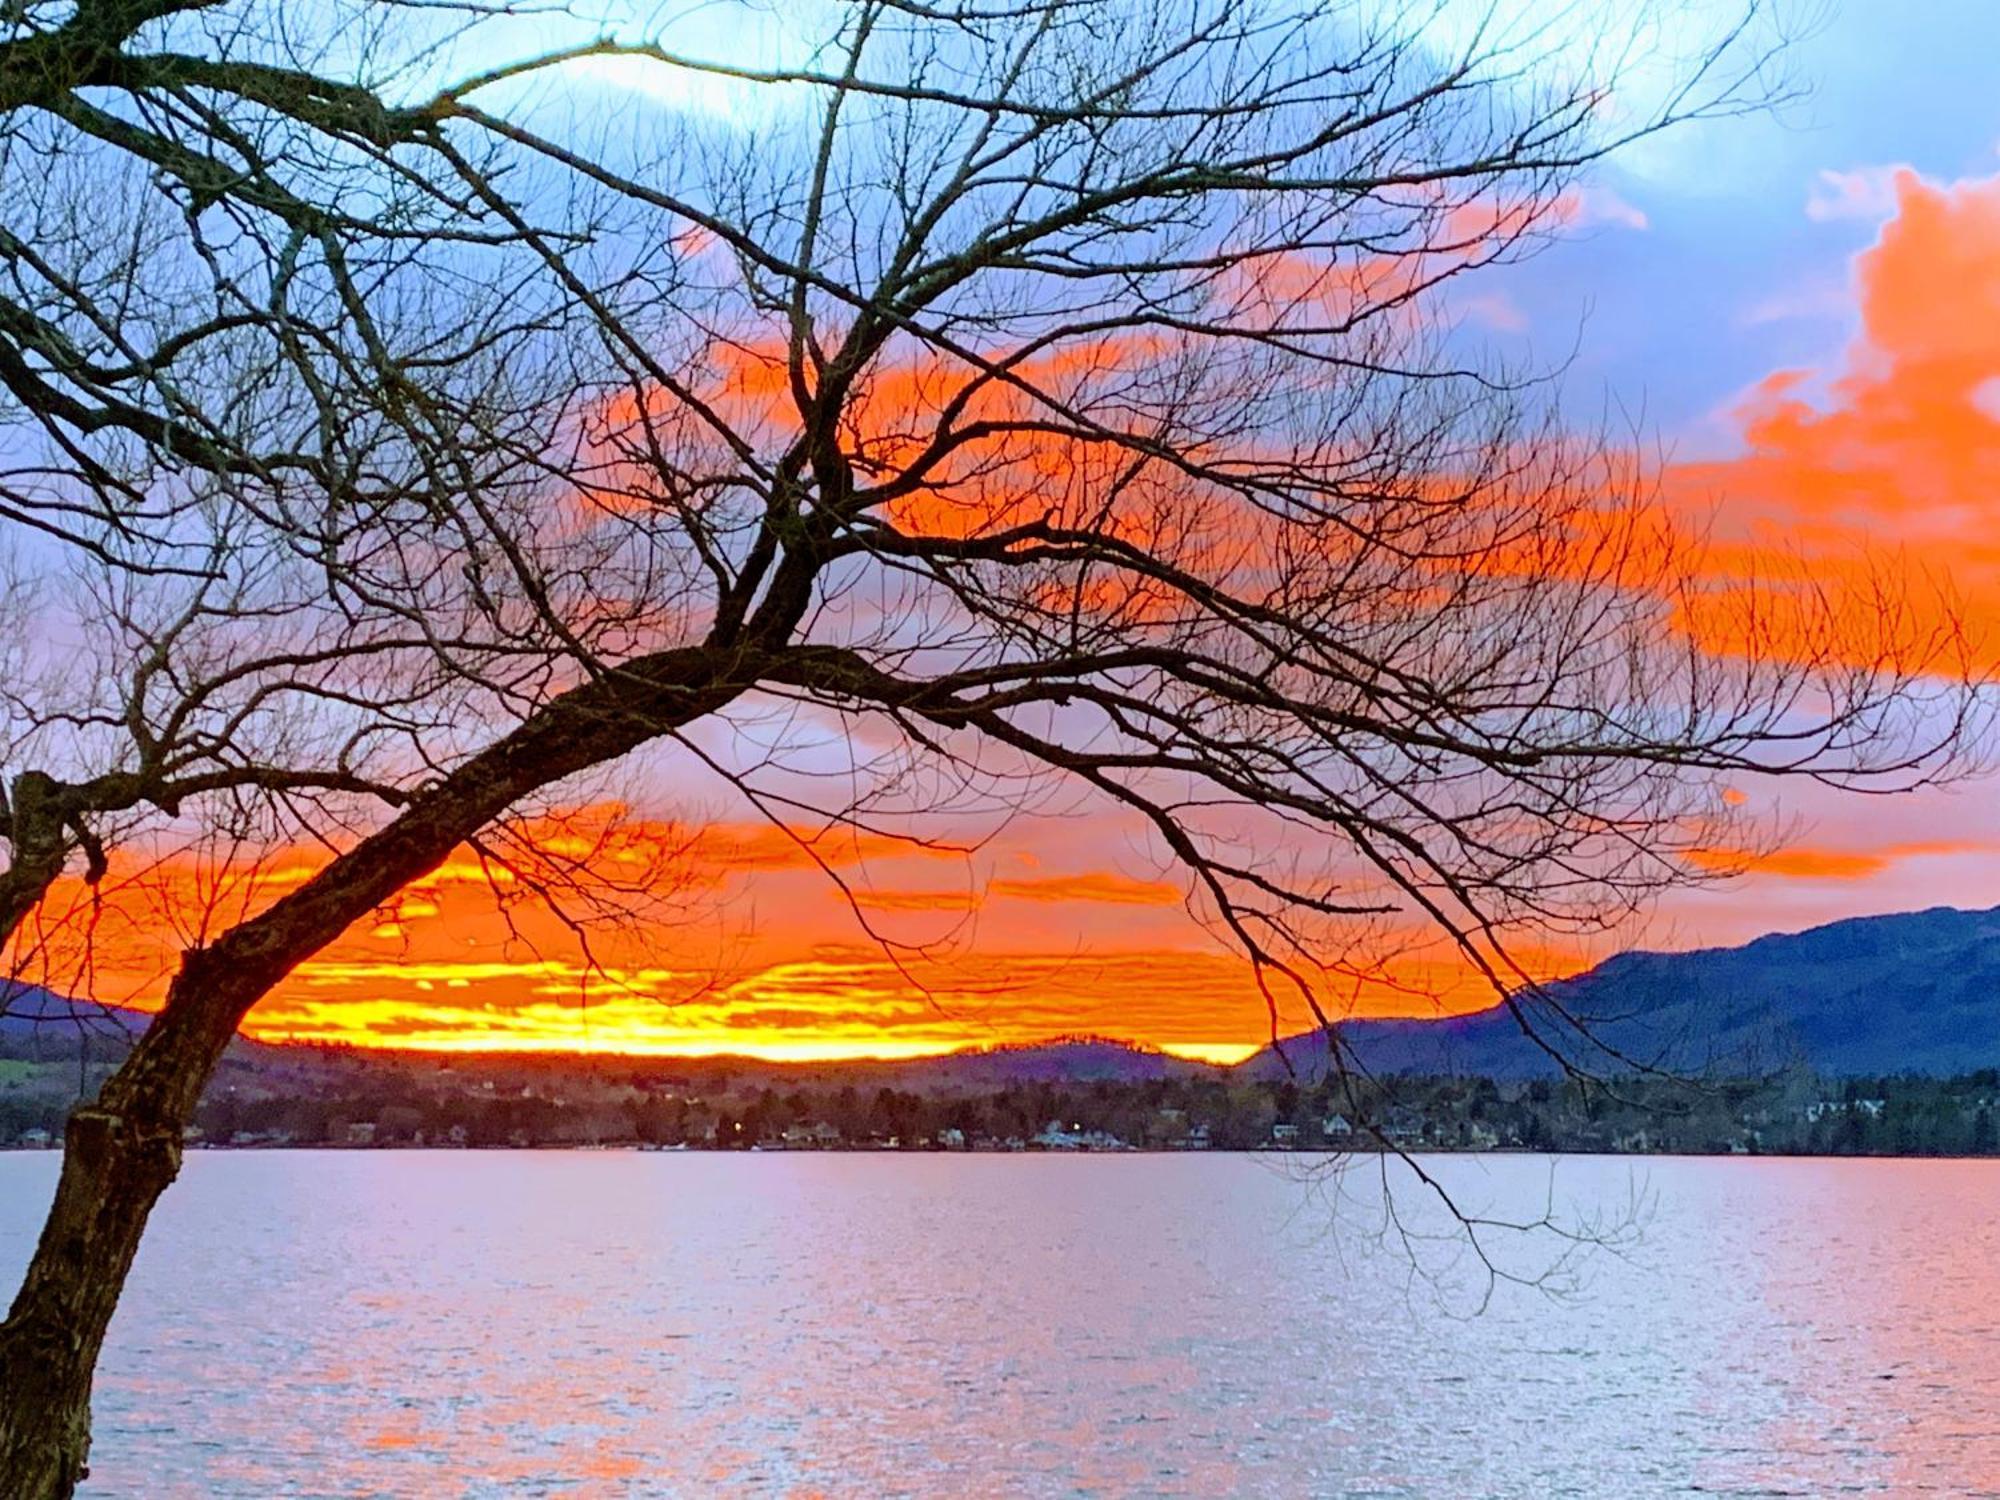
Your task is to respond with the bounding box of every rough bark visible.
[0,773,76,955]
[0,646,746,1496]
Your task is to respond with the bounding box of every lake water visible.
[2,1151,1997,1496]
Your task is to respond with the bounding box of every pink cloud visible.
[1805,165,1906,224]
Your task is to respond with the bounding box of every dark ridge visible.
[1238,903,2000,1081]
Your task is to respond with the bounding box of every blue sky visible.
[1488,0,2000,450]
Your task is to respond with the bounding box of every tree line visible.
[12,1058,2000,1159]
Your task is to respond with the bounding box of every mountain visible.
[1240,904,2000,1081]
[0,984,139,1046]
[585,1036,1210,1088]
[878,1037,1211,1086]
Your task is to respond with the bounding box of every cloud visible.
[466,3,824,129]
[1683,839,1986,882]
[850,871,1180,912]
[18,809,1576,1060]
[1572,184,1650,232]
[987,872,1183,906]
[850,888,979,913]
[1666,166,2000,667]
[1805,165,1905,224]
[1457,291,1529,332]
[1972,375,2000,423]
[687,820,963,876]
[1739,273,1855,328]
[236,948,1296,1060]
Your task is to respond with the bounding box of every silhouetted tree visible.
[0,1,1979,1493]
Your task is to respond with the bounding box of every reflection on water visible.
[2,1152,1998,1496]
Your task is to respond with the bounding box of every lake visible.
[2,1151,1997,1496]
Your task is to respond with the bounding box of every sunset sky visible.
[27,1,2000,1065]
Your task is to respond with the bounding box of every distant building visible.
[781,1122,844,1148]
[18,1127,50,1149]
[1380,1109,1425,1145]
[1034,1122,1084,1150]
[936,1127,966,1149]
[1033,1122,1128,1151]
[1270,1123,1301,1145]
[345,1122,377,1145]
[1321,1114,1354,1140]
[1805,1098,1888,1124]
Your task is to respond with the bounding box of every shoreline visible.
[7,1142,1995,1162]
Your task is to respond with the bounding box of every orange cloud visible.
[11,803,1575,1062]
[237,947,1288,1061]
[988,872,1182,906]
[1683,839,1985,882]
[684,820,964,878]
[7,807,964,1003]
[1666,168,2000,668]
[850,888,979,913]
[234,939,1563,1063]
[847,870,1182,916]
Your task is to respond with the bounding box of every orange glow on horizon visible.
[9,809,1543,1062]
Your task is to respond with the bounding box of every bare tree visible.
[0,0,1978,1492]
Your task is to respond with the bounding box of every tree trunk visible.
[0,771,76,957]
[0,646,741,1496]
[0,934,258,1496]
[0,1100,185,1498]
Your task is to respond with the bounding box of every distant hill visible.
[877,1036,1211,1086]
[0,1000,1203,1087]
[571,1036,1211,1088]
[0,984,139,1048]
[1240,904,2000,1081]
